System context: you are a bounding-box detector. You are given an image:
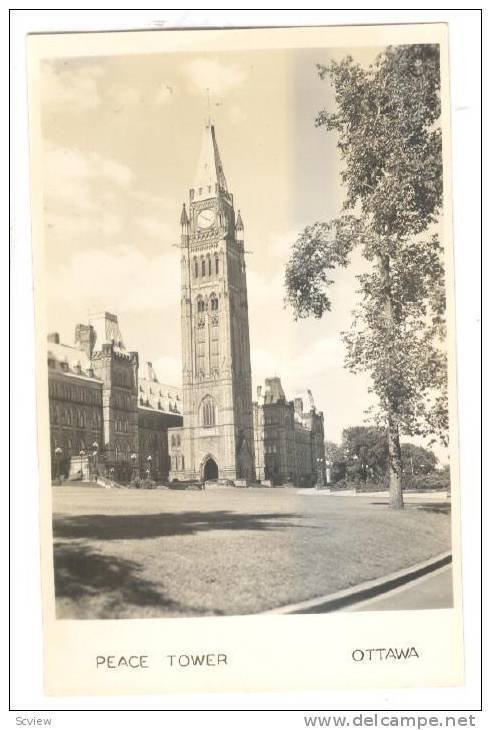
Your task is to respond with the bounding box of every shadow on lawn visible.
[54,542,209,616]
[53,510,304,541]
[370,501,451,515]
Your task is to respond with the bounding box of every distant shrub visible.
[141,478,157,489]
[402,471,450,491]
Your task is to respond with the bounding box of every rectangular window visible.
[210,333,219,372]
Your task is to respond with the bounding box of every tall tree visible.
[285,45,447,509]
[400,443,437,476]
[324,440,347,483]
[341,426,388,484]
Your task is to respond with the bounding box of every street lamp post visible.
[325,459,332,485]
[91,442,99,480]
[130,453,138,485]
[146,455,152,481]
[316,456,325,489]
[79,449,86,480]
[54,447,63,485]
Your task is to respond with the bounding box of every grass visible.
[52,485,452,619]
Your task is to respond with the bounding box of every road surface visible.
[348,565,453,612]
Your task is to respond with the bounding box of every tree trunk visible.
[380,252,404,509]
[388,414,404,509]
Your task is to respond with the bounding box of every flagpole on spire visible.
[206,87,211,128]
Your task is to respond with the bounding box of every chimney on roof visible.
[75,323,96,358]
[146,361,158,382]
[294,397,304,414]
[47,332,60,344]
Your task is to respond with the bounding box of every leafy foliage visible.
[324,440,347,483]
[400,442,438,475]
[326,429,440,488]
[285,45,448,497]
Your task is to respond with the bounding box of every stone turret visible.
[74,323,96,358]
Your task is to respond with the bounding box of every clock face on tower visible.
[197,208,215,229]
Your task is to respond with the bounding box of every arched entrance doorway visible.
[203,457,218,481]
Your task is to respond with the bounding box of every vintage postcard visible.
[27,23,463,696]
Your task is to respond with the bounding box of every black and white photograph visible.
[24,21,466,696]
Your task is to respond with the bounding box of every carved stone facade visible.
[253,377,327,487]
[168,124,255,482]
[47,312,182,482]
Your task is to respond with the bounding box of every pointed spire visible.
[236,209,244,231]
[180,202,189,228]
[192,124,228,202]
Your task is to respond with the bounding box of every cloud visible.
[288,336,345,384]
[41,62,104,111]
[43,142,178,250]
[44,144,133,201]
[137,216,175,241]
[268,229,299,260]
[99,158,133,187]
[48,246,181,316]
[151,354,182,386]
[105,83,140,107]
[228,103,246,125]
[155,82,178,106]
[182,58,247,95]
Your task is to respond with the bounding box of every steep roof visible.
[89,312,126,353]
[47,342,102,382]
[193,124,228,201]
[138,361,182,415]
[261,376,286,405]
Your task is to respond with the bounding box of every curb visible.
[261,551,452,615]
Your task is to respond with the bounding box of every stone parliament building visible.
[46,124,326,487]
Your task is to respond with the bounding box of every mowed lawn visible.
[52,485,452,619]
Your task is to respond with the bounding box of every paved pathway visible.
[348,565,453,612]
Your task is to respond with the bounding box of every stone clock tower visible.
[168,124,255,483]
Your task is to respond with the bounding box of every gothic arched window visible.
[207,255,212,276]
[201,396,216,427]
[210,294,218,311]
[201,258,206,277]
[215,256,219,275]
[197,296,205,313]
[194,257,198,279]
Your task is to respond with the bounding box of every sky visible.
[39,43,448,460]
